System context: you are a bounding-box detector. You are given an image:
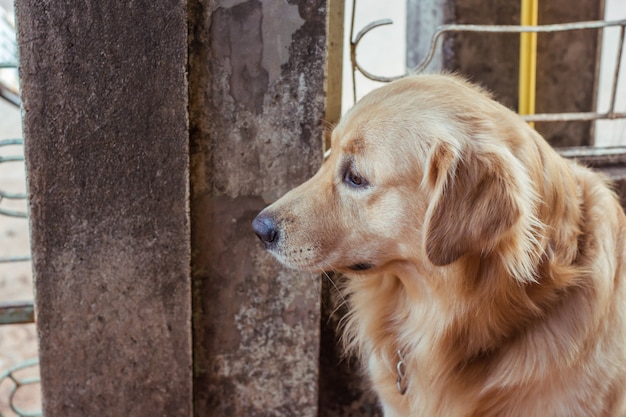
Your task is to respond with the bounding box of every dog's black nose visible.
[252,214,279,248]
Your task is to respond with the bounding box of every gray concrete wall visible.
[188,1,326,416]
[406,0,453,72]
[534,0,604,147]
[15,0,191,416]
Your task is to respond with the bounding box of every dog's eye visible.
[344,167,368,188]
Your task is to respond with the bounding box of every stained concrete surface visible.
[15,0,192,415]
[189,1,326,415]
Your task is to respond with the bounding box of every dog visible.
[252,74,626,416]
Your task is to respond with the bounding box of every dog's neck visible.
[341,249,587,404]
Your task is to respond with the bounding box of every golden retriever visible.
[252,74,626,416]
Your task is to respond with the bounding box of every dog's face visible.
[253,75,536,278]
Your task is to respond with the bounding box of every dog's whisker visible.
[320,118,336,135]
[321,269,350,317]
[322,271,346,302]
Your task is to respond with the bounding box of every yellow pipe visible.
[519,0,538,127]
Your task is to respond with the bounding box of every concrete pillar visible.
[534,0,604,147]
[407,0,603,146]
[15,1,191,416]
[188,0,326,415]
[406,0,453,73]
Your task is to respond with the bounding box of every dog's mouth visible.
[347,262,374,271]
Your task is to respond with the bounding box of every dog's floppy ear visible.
[423,143,522,266]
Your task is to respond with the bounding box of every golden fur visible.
[253,74,626,416]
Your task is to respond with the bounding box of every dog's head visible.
[253,75,542,280]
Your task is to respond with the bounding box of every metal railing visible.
[0,358,40,417]
[349,7,626,125]
[0,139,27,223]
[0,6,40,416]
[0,140,40,417]
[0,139,40,417]
[0,303,38,417]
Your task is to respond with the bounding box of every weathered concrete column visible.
[15,1,191,416]
[188,1,326,416]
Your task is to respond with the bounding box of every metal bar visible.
[0,190,27,199]
[0,359,39,378]
[413,19,626,74]
[0,208,28,218]
[0,302,35,325]
[437,19,625,34]
[352,19,394,88]
[559,146,626,155]
[609,25,625,115]
[324,0,345,150]
[522,111,626,122]
[0,139,23,146]
[350,0,358,103]
[520,0,538,127]
[556,146,626,169]
[0,84,20,107]
[519,0,538,126]
[558,146,626,159]
[0,155,24,163]
[0,256,31,263]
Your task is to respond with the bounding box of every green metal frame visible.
[0,358,40,417]
[0,303,40,417]
[0,302,34,326]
